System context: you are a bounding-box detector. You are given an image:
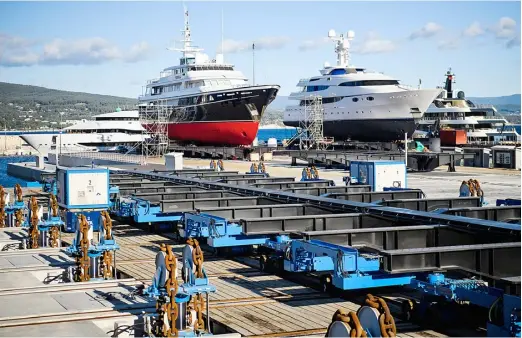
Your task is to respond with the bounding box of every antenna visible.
[221,8,224,58]
[252,42,255,86]
[327,29,355,67]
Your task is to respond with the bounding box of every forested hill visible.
[0,82,137,129]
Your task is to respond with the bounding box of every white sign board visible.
[67,171,108,207]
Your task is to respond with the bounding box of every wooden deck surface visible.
[61,224,448,337]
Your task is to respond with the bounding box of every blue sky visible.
[0,1,520,98]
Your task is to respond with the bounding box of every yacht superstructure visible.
[138,7,279,146]
[283,29,442,142]
[20,108,149,155]
[416,69,520,144]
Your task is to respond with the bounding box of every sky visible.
[0,1,520,98]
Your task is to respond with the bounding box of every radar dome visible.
[328,29,336,38]
[457,91,465,99]
[324,62,331,68]
[347,30,355,39]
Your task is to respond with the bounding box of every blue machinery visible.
[65,210,119,282]
[142,239,215,337]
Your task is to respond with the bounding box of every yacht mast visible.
[327,29,355,67]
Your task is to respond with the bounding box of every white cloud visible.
[409,22,443,40]
[218,36,290,54]
[0,33,150,67]
[298,37,330,51]
[353,32,396,54]
[463,22,484,37]
[489,17,518,39]
[438,38,460,50]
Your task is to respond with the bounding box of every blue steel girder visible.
[115,170,520,237]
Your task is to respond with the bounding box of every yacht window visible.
[330,69,347,75]
[340,80,399,86]
[352,97,359,102]
[367,96,374,101]
[305,85,329,92]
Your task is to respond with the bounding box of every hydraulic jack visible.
[24,195,64,249]
[142,239,216,337]
[65,211,119,282]
[0,184,27,228]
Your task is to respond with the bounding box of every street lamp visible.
[58,112,64,166]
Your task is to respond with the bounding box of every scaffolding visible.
[288,95,333,150]
[139,99,171,158]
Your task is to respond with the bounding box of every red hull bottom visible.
[167,121,260,146]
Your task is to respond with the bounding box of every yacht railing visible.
[147,78,160,84]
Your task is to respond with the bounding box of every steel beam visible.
[298,224,515,249]
[161,196,282,212]
[115,181,177,189]
[253,180,335,189]
[115,169,520,237]
[175,171,241,178]
[119,185,209,196]
[133,190,242,202]
[378,197,482,211]
[443,206,521,223]
[283,185,372,196]
[217,177,297,185]
[326,190,425,203]
[195,204,337,219]
[185,174,268,181]
[379,242,521,278]
[239,213,394,235]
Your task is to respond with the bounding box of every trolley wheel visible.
[401,299,416,321]
[320,274,333,293]
[259,255,268,272]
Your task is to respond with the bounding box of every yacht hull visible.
[141,85,280,146]
[168,121,259,146]
[285,118,417,142]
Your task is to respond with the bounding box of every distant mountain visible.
[0,82,137,129]
[467,94,521,106]
[267,95,290,111]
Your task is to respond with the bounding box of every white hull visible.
[20,132,148,156]
[284,88,441,124]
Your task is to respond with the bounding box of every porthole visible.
[367,97,374,101]
[352,97,359,102]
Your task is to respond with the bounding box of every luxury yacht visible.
[138,7,279,146]
[20,108,149,155]
[415,69,520,144]
[283,29,442,142]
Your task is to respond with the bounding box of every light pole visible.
[59,112,64,166]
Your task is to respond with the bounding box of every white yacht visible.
[415,69,520,144]
[283,29,442,142]
[138,7,279,146]
[20,108,150,155]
